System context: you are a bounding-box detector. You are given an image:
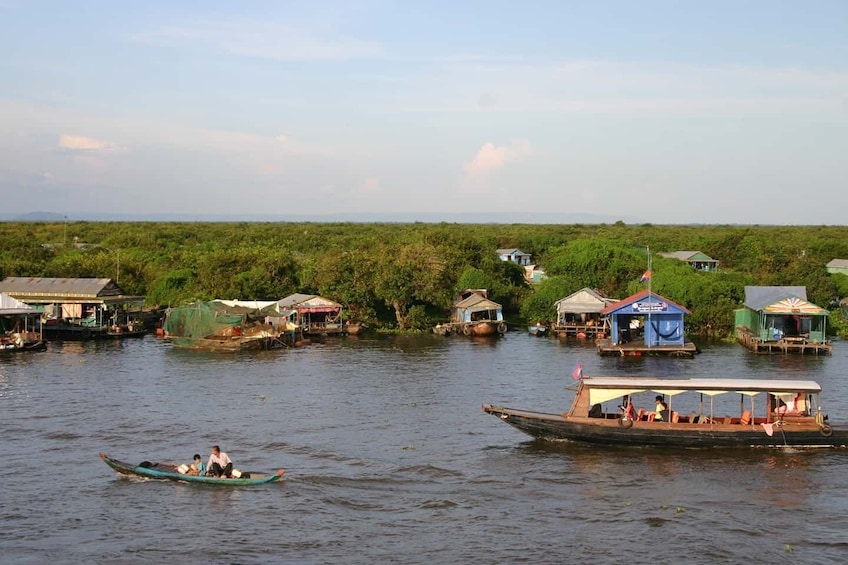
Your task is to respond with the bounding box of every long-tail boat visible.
[483,376,848,448]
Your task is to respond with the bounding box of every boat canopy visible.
[583,377,821,406]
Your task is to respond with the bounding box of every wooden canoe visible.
[99,453,286,485]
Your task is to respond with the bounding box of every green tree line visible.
[1,221,846,337]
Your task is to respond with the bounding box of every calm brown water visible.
[2,334,848,564]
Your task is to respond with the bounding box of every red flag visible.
[572,362,583,380]
[639,270,651,282]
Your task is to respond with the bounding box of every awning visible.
[589,388,645,405]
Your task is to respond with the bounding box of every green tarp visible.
[163,301,247,339]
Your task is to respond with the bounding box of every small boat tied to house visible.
[483,376,848,448]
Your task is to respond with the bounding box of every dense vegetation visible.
[1,221,847,337]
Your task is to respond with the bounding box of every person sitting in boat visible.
[188,454,205,476]
[773,393,807,416]
[207,445,233,478]
[618,395,636,421]
[654,395,669,421]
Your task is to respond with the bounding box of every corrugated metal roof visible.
[826,259,848,269]
[0,277,125,298]
[453,293,502,310]
[743,286,807,311]
[658,251,717,262]
[276,294,341,309]
[0,292,39,314]
[496,248,528,256]
[554,288,617,313]
[276,293,317,308]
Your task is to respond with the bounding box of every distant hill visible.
[5,211,68,222]
[0,211,636,224]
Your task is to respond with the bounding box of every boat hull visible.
[456,321,506,336]
[42,325,146,341]
[1,340,46,353]
[482,405,848,448]
[99,453,285,485]
[166,335,278,351]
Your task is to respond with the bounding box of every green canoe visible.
[99,453,286,485]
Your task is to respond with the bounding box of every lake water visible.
[2,334,848,564]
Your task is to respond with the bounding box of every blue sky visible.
[1,1,846,223]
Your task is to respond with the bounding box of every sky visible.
[1,1,846,224]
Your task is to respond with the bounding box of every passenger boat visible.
[483,376,848,448]
[99,453,286,485]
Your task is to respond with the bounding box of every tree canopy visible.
[1,221,846,336]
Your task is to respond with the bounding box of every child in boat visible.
[188,454,205,476]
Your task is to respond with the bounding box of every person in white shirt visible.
[207,445,233,477]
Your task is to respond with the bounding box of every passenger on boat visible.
[654,396,669,421]
[207,445,233,477]
[773,393,807,416]
[618,396,635,421]
[588,403,603,418]
[188,454,205,476]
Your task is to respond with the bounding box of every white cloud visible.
[132,19,381,62]
[59,134,123,151]
[463,141,531,177]
[461,141,532,193]
[358,176,381,194]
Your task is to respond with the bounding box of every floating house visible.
[163,300,279,351]
[595,290,698,357]
[275,294,345,336]
[0,277,145,340]
[825,259,848,276]
[657,251,719,271]
[552,288,617,339]
[0,292,45,352]
[734,286,831,355]
[444,289,506,337]
[497,248,533,266]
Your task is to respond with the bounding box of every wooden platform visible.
[553,324,607,339]
[595,338,700,358]
[736,327,832,355]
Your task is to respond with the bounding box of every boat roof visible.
[582,376,821,393]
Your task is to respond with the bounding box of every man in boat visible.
[207,445,233,478]
[654,395,669,421]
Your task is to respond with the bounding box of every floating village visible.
[3,248,848,455]
[1,248,845,357]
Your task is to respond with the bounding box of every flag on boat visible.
[572,362,583,380]
[639,270,652,282]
